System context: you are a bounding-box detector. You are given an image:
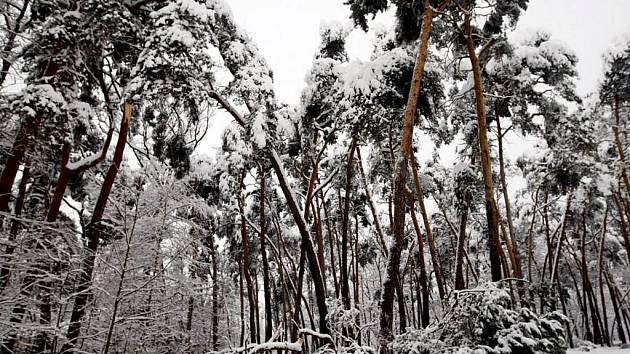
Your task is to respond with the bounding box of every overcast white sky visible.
[227,0,630,104]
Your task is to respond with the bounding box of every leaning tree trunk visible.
[0,40,65,214]
[62,102,133,352]
[0,163,30,354]
[464,13,502,282]
[0,163,29,291]
[211,92,329,335]
[496,117,523,280]
[378,1,448,352]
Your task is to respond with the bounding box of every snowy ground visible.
[568,347,630,353]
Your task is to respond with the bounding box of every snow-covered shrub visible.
[391,283,568,354]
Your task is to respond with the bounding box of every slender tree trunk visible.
[103,209,138,354]
[324,204,340,297]
[314,197,326,286]
[406,191,429,327]
[613,96,630,200]
[305,161,326,283]
[238,171,257,345]
[527,188,540,283]
[253,268,261,343]
[612,193,630,264]
[464,13,502,281]
[550,192,574,284]
[211,92,329,335]
[379,2,445,352]
[341,137,357,314]
[259,169,273,342]
[0,163,29,291]
[395,274,406,334]
[598,207,611,346]
[62,103,133,353]
[210,233,220,350]
[455,192,471,290]
[353,214,362,343]
[0,165,30,354]
[556,272,574,348]
[239,260,245,346]
[605,269,627,343]
[410,155,445,300]
[581,219,603,344]
[356,148,388,257]
[496,117,522,278]
[291,248,306,342]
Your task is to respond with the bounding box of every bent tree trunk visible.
[62,102,133,352]
[463,13,502,282]
[210,92,329,336]
[378,1,447,352]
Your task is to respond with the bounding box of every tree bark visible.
[406,190,429,327]
[455,192,470,290]
[410,155,445,299]
[598,207,611,346]
[581,216,603,344]
[210,233,220,350]
[379,2,447,352]
[210,92,329,335]
[463,12,502,282]
[0,163,29,291]
[496,117,522,279]
[0,57,62,214]
[238,170,257,345]
[356,148,388,257]
[259,169,273,342]
[612,193,630,264]
[605,269,627,343]
[62,102,133,352]
[341,137,357,313]
[550,192,574,284]
[613,96,630,201]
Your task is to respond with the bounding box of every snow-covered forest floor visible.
[569,348,630,354]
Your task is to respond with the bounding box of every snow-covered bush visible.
[391,283,568,354]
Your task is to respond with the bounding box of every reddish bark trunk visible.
[63,103,132,351]
[464,13,502,282]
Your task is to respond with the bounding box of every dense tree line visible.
[0,0,629,353]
